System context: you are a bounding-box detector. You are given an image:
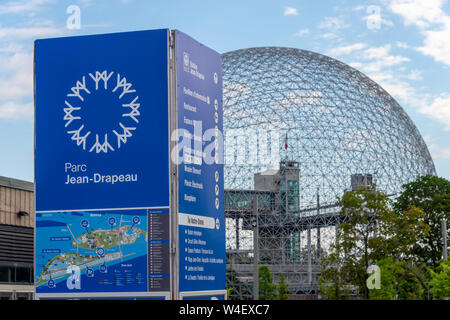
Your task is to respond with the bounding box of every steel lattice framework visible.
[221,47,436,299]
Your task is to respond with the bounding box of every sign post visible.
[34,28,224,300]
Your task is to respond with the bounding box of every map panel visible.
[35,209,149,293]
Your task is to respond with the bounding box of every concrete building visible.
[254,161,300,213]
[0,176,34,300]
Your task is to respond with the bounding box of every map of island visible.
[72,225,146,250]
[35,210,149,292]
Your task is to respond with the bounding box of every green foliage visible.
[369,258,400,300]
[258,265,277,300]
[429,259,450,299]
[319,260,351,300]
[320,184,430,300]
[277,274,289,300]
[394,175,450,268]
[334,185,394,300]
[368,258,425,300]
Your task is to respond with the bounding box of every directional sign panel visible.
[35,29,170,212]
[175,30,225,296]
[34,29,171,297]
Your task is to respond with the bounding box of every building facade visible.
[0,176,34,300]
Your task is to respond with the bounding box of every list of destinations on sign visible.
[175,30,226,294]
[148,209,170,292]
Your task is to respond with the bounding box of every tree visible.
[394,175,450,269]
[335,185,393,300]
[369,258,424,300]
[371,205,429,261]
[320,185,429,300]
[258,265,277,300]
[369,257,400,300]
[320,185,391,299]
[396,262,425,300]
[277,274,289,300]
[319,257,351,300]
[429,258,450,299]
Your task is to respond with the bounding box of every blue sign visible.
[35,29,170,211]
[35,28,225,299]
[175,30,225,295]
[34,29,171,297]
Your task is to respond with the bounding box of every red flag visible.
[285,132,288,150]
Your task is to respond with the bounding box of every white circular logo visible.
[63,70,140,153]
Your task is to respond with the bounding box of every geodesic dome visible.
[222,47,436,206]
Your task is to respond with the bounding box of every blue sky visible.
[0,0,449,182]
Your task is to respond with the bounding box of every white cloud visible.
[0,26,62,39]
[330,43,410,73]
[388,0,450,66]
[389,0,446,29]
[293,29,309,37]
[318,16,349,30]
[324,6,450,130]
[361,44,410,72]
[430,144,450,159]
[284,7,298,16]
[0,42,25,52]
[423,135,450,160]
[0,0,51,15]
[405,69,422,81]
[363,44,391,59]
[362,67,450,132]
[368,71,429,108]
[420,94,450,131]
[0,50,34,119]
[329,43,416,109]
[328,43,367,56]
[0,2,62,120]
[0,52,33,99]
[416,19,450,66]
[336,42,427,111]
[0,101,33,119]
[321,32,339,40]
[396,41,409,49]
[353,5,365,11]
[0,71,32,101]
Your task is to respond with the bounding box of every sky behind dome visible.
[0,0,449,182]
